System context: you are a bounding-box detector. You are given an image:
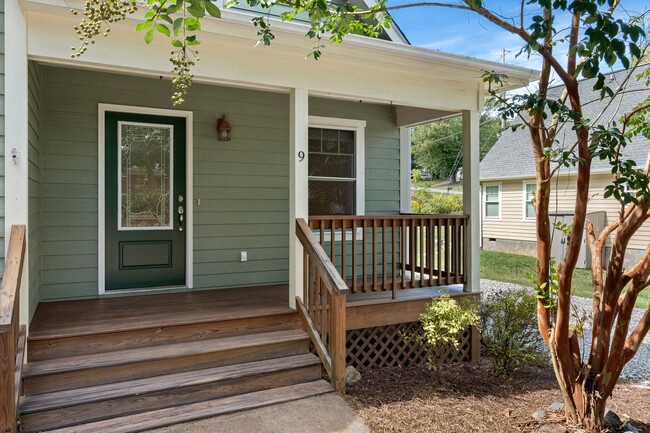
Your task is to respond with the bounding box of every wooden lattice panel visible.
[346,322,472,369]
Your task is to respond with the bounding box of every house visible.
[0,0,537,431]
[480,65,649,267]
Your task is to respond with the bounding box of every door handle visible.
[178,206,185,232]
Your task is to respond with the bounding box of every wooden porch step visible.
[27,311,301,362]
[23,329,310,394]
[38,380,333,433]
[19,354,323,432]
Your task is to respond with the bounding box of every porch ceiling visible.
[23,0,537,113]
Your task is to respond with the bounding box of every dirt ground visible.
[344,360,650,433]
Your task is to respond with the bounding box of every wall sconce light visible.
[217,115,232,141]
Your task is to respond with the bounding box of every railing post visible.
[0,312,18,433]
[330,293,347,393]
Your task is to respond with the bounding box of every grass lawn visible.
[480,250,649,309]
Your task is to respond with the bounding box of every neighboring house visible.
[480,65,649,267]
[0,0,537,431]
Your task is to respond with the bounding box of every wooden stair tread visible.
[20,353,320,414]
[28,285,294,341]
[24,329,308,378]
[43,380,333,433]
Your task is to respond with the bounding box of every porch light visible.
[217,115,232,141]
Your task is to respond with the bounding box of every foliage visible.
[411,189,463,215]
[411,114,502,180]
[480,288,546,376]
[418,295,479,377]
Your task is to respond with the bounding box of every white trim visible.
[98,104,193,295]
[307,116,366,216]
[482,182,502,221]
[522,181,536,221]
[400,127,411,213]
[117,121,174,231]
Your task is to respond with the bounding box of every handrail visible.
[308,215,467,296]
[295,218,348,393]
[0,225,27,433]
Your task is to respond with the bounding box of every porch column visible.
[462,110,480,293]
[289,89,309,309]
[5,0,30,325]
[399,127,411,213]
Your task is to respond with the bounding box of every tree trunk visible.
[571,383,607,432]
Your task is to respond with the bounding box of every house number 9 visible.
[298,151,305,161]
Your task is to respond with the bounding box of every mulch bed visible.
[344,359,650,433]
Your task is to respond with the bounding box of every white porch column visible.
[399,127,411,214]
[5,0,30,324]
[462,110,480,293]
[289,89,309,309]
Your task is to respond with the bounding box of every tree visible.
[412,113,502,181]
[73,0,650,430]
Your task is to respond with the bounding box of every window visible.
[483,184,501,219]
[307,117,365,216]
[524,182,536,220]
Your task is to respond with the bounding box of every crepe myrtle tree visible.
[73,0,650,430]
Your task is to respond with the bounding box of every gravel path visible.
[480,279,650,385]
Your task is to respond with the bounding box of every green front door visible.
[105,111,186,290]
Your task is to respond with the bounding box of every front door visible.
[105,111,186,290]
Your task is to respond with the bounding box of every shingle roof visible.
[480,64,650,180]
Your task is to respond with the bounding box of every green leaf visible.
[187,5,205,18]
[136,21,153,31]
[156,23,171,36]
[160,14,174,25]
[204,1,221,18]
[173,17,183,35]
[184,17,201,31]
[172,39,183,47]
[144,28,154,44]
[166,4,178,13]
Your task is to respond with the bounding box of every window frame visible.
[482,182,502,221]
[522,181,536,221]
[307,116,366,217]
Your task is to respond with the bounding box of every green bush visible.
[411,189,463,214]
[480,288,545,376]
[419,295,479,378]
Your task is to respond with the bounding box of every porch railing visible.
[295,218,348,393]
[308,215,467,298]
[0,225,27,433]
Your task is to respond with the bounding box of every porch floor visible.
[29,284,294,340]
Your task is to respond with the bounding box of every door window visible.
[118,122,173,230]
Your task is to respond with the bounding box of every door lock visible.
[178,206,185,232]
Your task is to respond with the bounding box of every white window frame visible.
[482,182,502,221]
[522,181,536,221]
[307,116,366,216]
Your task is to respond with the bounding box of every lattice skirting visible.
[346,322,472,369]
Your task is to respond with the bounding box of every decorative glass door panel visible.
[118,122,173,230]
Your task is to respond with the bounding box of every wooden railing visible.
[295,218,349,393]
[0,225,27,433]
[308,215,467,297]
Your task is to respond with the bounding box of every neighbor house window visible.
[524,182,536,220]
[483,183,501,219]
[308,117,366,216]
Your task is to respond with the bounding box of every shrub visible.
[480,288,545,376]
[419,295,479,379]
[411,189,463,214]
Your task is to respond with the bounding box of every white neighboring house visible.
[480,65,650,267]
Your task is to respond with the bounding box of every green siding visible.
[28,62,42,318]
[38,66,401,301]
[0,0,5,278]
[309,97,401,215]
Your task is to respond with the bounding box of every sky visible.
[387,0,649,76]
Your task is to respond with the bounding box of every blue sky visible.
[388,1,649,73]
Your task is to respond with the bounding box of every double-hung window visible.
[483,183,501,219]
[524,182,536,220]
[307,117,365,216]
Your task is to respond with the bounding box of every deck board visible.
[29,285,293,340]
